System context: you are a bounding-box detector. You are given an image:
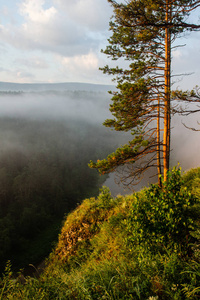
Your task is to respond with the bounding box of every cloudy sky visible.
[0,0,200,88]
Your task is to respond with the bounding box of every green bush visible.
[126,167,196,254]
[97,186,113,209]
[183,167,200,199]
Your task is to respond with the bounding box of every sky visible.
[0,0,200,88]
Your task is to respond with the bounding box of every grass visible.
[1,168,200,299]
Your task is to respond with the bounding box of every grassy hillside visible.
[1,167,200,299]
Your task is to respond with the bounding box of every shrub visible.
[126,167,196,255]
[183,167,200,199]
[97,186,113,209]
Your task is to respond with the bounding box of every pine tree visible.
[89,0,200,186]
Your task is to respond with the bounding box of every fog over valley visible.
[0,81,199,271]
[0,82,199,193]
[0,82,130,271]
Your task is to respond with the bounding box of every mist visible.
[0,85,132,197]
[0,82,199,195]
[0,82,131,270]
[0,82,200,271]
[0,91,110,123]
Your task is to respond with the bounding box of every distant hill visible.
[0,82,114,92]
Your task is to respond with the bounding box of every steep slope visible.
[1,168,200,299]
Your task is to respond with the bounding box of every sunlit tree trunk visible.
[157,96,162,187]
[163,0,171,181]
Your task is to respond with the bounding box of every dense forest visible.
[0,89,129,272]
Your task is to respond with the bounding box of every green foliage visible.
[1,167,200,299]
[126,167,196,254]
[0,261,15,299]
[97,186,113,209]
[183,167,200,198]
[89,136,150,175]
[182,260,200,298]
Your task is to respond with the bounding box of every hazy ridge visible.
[0,82,114,92]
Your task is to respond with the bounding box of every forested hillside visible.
[1,167,200,299]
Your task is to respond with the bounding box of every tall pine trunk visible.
[157,96,162,187]
[163,1,171,181]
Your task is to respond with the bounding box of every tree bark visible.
[163,0,171,181]
[157,96,162,187]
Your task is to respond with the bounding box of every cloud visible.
[0,5,9,17]
[54,0,112,31]
[60,52,99,71]
[0,0,115,83]
[19,0,57,24]
[172,32,200,89]
[56,51,104,82]
[17,0,77,53]
[15,57,49,69]
[0,42,7,54]
[0,67,6,72]
[0,0,111,57]
[172,49,182,59]
[16,70,34,80]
